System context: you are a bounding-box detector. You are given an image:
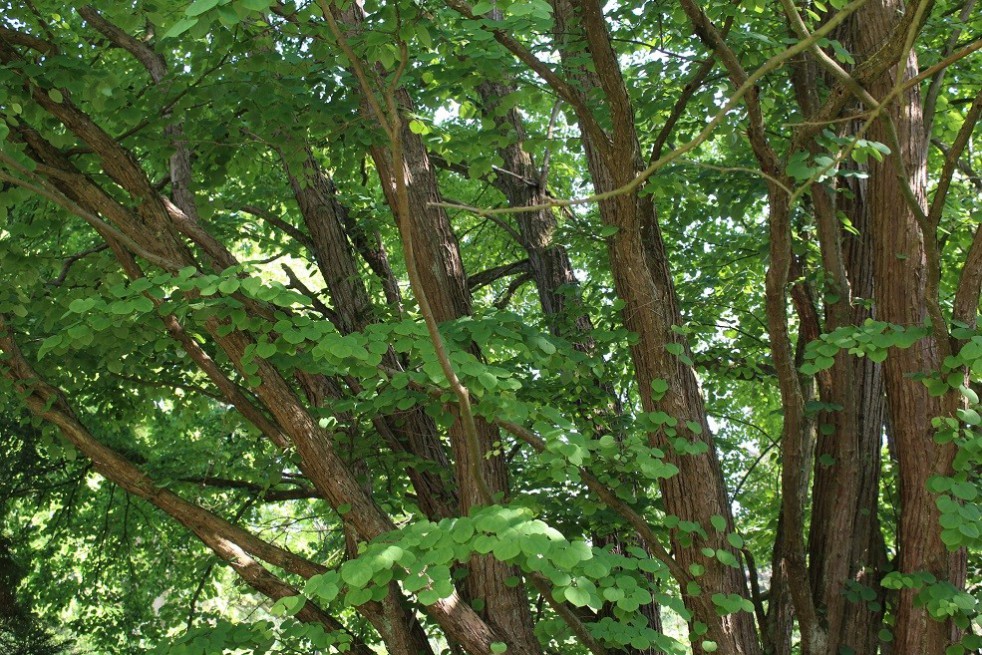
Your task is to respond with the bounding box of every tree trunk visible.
[327,4,539,640]
[368,101,540,655]
[848,2,966,652]
[548,2,759,653]
[476,74,665,655]
[283,144,457,521]
[788,47,889,654]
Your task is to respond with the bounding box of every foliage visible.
[0,1,980,654]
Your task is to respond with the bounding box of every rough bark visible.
[786,38,889,655]
[325,6,541,649]
[475,80,592,340]
[369,101,541,655]
[283,145,457,521]
[806,181,888,655]
[474,73,666,654]
[548,2,759,653]
[847,2,966,653]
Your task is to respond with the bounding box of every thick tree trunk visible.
[806,187,888,655]
[788,49,889,653]
[326,5,539,641]
[848,2,966,653]
[283,145,457,521]
[475,81,592,341]
[367,100,541,655]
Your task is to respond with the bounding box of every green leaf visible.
[564,586,591,607]
[187,0,222,15]
[238,0,273,9]
[340,561,373,588]
[786,151,812,180]
[651,378,669,398]
[69,298,97,313]
[535,337,556,355]
[37,335,63,360]
[48,89,64,104]
[162,18,198,39]
[269,595,305,616]
[493,538,521,561]
[219,278,240,294]
[490,643,507,654]
[950,481,978,501]
[416,25,433,49]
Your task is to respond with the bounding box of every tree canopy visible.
[0,1,980,654]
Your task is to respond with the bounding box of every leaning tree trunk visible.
[547,1,759,653]
[476,74,666,655]
[364,98,541,655]
[326,6,541,644]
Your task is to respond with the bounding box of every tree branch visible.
[468,259,531,290]
[927,87,982,230]
[442,0,611,150]
[240,204,315,250]
[923,0,977,135]
[46,243,109,286]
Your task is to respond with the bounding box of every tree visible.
[0,1,979,654]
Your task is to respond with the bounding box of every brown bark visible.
[846,2,966,653]
[475,80,592,340]
[785,35,889,655]
[282,144,457,521]
[316,7,540,649]
[369,101,541,655]
[806,179,888,655]
[474,73,665,654]
[547,2,759,653]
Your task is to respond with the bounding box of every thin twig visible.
[47,243,110,286]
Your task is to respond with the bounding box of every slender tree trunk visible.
[368,97,540,655]
[476,75,665,655]
[475,81,592,341]
[326,7,540,643]
[548,2,759,653]
[283,145,457,521]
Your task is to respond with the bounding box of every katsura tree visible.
[0,1,979,654]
